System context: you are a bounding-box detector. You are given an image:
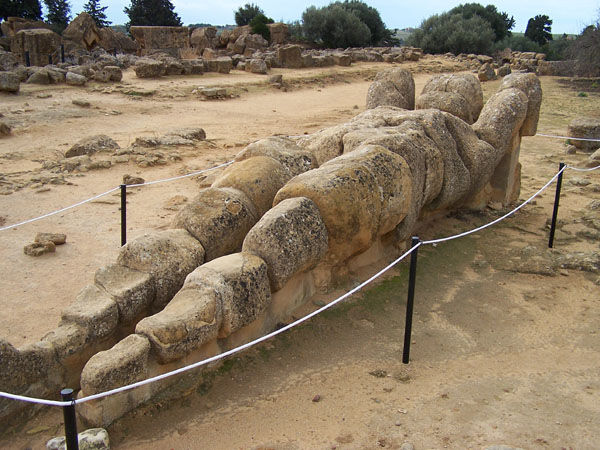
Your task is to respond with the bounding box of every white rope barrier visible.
[0,187,120,232]
[0,161,234,233]
[567,163,600,172]
[535,133,600,142]
[0,242,421,407]
[421,165,567,245]
[0,162,598,407]
[126,160,234,187]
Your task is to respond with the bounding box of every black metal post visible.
[25,51,30,67]
[48,54,52,65]
[61,44,65,63]
[402,237,420,364]
[120,184,127,246]
[61,388,79,450]
[548,162,565,248]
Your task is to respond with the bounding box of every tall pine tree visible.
[124,0,182,31]
[1,0,43,21]
[83,0,111,27]
[44,0,71,33]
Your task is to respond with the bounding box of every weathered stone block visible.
[94,264,155,325]
[80,334,150,395]
[278,45,302,68]
[243,197,328,290]
[61,284,119,340]
[274,159,383,265]
[328,145,413,235]
[235,136,318,177]
[200,253,271,336]
[473,88,528,155]
[135,284,221,363]
[172,187,258,261]
[0,71,20,92]
[11,29,62,66]
[367,68,415,110]
[212,156,291,217]
[134,58,165,78]
[500,73,542,136]
[568,117,600,152]
[117,229,205,310]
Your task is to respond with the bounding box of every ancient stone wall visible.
[0,70,541,428]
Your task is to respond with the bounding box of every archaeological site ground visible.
[0,19,599,450]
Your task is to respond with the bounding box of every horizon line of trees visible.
[1,0,598,75]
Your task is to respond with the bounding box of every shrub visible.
[449,3,514,41]
[408,12,495,55]
[250,13,274,41]
[302,4,371,48]
[566,18,600,77]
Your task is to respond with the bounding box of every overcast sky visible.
[63,0,599,34]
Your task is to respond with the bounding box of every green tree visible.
[250,13,274,41]
[302,4,371,48]
[235,3,263,26]
[525,15,553,45]
[1,0,43,21]
[333,0,390,45]
[408,12,495,55]
[83,0,111,27]
[124,0,182,30]
[44,0,71,33]
[449,3,514,41]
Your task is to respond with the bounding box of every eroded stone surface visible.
[117,229,205,310]
[80,334,150,394]
[172,187,258,261]
[243,197,328,290]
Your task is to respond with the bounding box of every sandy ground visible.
[1,58,599,449]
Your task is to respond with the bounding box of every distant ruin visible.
[0,68,541,427]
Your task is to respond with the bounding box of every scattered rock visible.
[24,240,56,256]
[400,443,415,450]
[565,144,577,154]
[72,98,91,107]
[0,71,20,92]
[34,233,66,245]
[568,117,600,152]
[484,446,524,450]
[312,394,321,402]
[66,72,87,86]
[478,62,496,81]
[65,135,120,158]
[369,369,387,378]
[46,428,110,450]
[0,120,11,137]
[123,174,145,185]
[568,177,591,187]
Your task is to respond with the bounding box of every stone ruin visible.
[0,68,542,427]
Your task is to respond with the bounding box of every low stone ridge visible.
[568,117,600,152]
[0,71,20,92]
[1,69,546,429]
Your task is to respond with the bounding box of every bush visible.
[250,13,274,41]
[302,4,371,48]
[566,17,600,76]
[408,12,495,55]
[492,34,544,53]
[124,0,182,31]
[449,3,514,41]
[334,0,388,45]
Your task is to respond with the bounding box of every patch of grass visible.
[578,92,588,97]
